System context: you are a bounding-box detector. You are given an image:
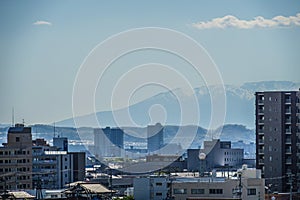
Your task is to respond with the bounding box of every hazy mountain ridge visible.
[56,81,300,128]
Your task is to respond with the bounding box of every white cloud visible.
[33,20,52,26]
[192,13,300,29]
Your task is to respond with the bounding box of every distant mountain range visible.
[57,81,300,128]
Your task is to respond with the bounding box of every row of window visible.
[224,151,243,155]
[173,188,257,196]
[173,188,222,195]
[0,159,30,164]
[0,150,30,155]
[0,167,30,172]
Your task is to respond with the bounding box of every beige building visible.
[171,167,265,200]
[0,124,33,190]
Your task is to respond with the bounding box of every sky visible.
[0,0,300,125]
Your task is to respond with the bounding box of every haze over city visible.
[1,1,299,125]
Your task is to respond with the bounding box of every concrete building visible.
[171,167,265,200]
[187,139,244,172]
[147,123,164,154]
[255,91,300,193]
[0,124,33,190]
[94,127,124,157]
[32,139,85,189]
[134,176,168,200]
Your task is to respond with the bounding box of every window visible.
[16,137,20,142]
[155,192,162,196]
[191,189,205,194]
[209,189,223,194]
[247,188,256,195]
[173,188,187,194]
[156,182,162,186]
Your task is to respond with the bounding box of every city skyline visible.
[1,1,300,124]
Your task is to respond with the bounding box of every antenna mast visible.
[12,107,14,127]
[53,122,56,138]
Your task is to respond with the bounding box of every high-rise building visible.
[53,137,68,151]
[0,124,33,190]
[255,91,300,193]
[94,127,124,157]
[147,123,164,154]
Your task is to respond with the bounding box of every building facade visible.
[255,91,300,193]
[147,123,164,154]
[187,139,244,172]
[0,124,33,190]
[171,168,264,200]
[94,127,124,157]
[32,141,86,189]
[134,176,168,200]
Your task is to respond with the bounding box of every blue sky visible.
[0,1,300,124]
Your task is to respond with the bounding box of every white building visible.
[171,167,265,200]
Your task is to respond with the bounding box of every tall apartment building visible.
[147,123,164,154]
[255,91,300,193]
[0,124,33,190]
[94,127,124,157]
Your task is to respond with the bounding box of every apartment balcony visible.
[285,130,292,134]
[285,108,291,114]
[258,149,264,154]
[257,99,264,105]
[286,158,292,164]
[258,129,264,135]
[285,149,292,154]
[258,139,264,144]
[285,99,291,104]
[285,138,292,144]
[259,159,264,165]
[285,119,291,124]
[258,109,264,115]
[258,119,264,124]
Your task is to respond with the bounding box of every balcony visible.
[285,119,291,124]
[258,109,264,114]
[257,128,264,134]
[258,149,264,154]
[257,99,264,104]
[258,119,264,124]
[286,158,292,164]
[258,139,264,144]
[285,99,291,104]
[285,108,291,114]
[259,159,264,165]
[285,149,292,154]
[285,138,292,144]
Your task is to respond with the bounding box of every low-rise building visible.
[171,167,264,200]
[187,139,244,172]
[134,176,169,200]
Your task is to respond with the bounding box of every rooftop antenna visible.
[22,119,25,125]
[12,107,14,127]
[53,122,56,138]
